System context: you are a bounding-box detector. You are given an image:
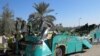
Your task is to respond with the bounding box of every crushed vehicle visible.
[20,32,92,56]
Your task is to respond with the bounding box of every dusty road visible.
[69,44,100,56]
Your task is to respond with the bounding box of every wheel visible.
[55,47,64,56]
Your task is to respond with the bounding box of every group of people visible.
[1,31,26,55]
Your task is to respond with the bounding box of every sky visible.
[0,0,100,27]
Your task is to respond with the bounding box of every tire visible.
[55,47,64,56]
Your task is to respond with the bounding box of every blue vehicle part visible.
[24,35,52,56]
[24,35,42,56]
[67,36,82,53]
[52,33,83,55]
[82,39,92,49]
[42,41,52,56]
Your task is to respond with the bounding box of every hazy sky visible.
[0,0,100,27]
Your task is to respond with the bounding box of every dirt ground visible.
[69,44,100,56]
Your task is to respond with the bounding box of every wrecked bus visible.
[22,32,92,56]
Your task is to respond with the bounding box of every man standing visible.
[2,33,8,54]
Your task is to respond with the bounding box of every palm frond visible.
[45,15,56,22]
[28,13,41,22]
[33,2,49,15]
[46,9,54,13]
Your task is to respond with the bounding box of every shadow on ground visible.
[65,51,86,56]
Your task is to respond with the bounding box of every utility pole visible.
[79,18,82,27]
[79,18,83,56]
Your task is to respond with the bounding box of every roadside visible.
[69,44,100,56]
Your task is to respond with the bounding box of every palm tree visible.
[28,2,56,32]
